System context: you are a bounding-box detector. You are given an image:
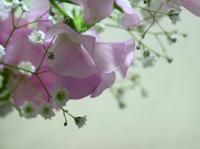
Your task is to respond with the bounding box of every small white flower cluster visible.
[21,102,55,120]
[39,103,55,120]
[1,0,22,9]
[28,30,46,45]
[0,44,6,60]
[0,0,29,11]
[20,88,70,120]
[52,88,69,106]
[18,61,36,76]
[21,101,37,119]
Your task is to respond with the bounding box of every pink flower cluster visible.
[0,0,138,119]
[0,0,199,122]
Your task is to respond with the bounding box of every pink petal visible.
[37,71,102,100]
[91,72,116,98]
[12,71,101,107]
[4,30,47,70]
[115,0,140,27]
[48,34,97,78]
[119,39,135,78]
[93,39,135,76]
[11,75,51,108]
[181,0,200,16]
[77,0,114,24]
[0,17,28,45]
[24,0,50,22]
[47,23,96,55]
[52,73,101,99]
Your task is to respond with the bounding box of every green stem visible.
[49,0,75,29]
[61,107,75,119]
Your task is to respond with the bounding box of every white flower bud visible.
[39,103,55,120]
[28,30,46,44]
[142,53,156,68]
[0,45,6,60]
[21,1,30,12]
[52,88,69,106]
[21,101,38,119]
[74,116,87,129]
[1,0,22,9]
[18,61,35,76]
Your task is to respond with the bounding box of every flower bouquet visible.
[0,0,199,128]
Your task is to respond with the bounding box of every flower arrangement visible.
[0,0,199,128]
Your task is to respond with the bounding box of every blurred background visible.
[0,10,200,149]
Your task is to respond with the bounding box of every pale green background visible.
[0,11,200,149]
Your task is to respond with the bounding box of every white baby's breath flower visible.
[168,7,181,24]
[21,101,38,119]
[1,0,13,9]
[1,0,22,9]
[39,103,55,120]
[28,30,46,44]
[52,88,69,106]
[20,1,30,12]
[12,0,21,7]
[18,61,35,76]
[74,116,87,129]
[142,54,156,68]
[0,45,6,60]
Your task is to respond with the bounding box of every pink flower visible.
[0,19,98,108]
[47,23,135,97]
[3,28,101,107]
[115,0,140,28]
[0,17,28,46]
[0,19,134,109]
[73,0,140,27]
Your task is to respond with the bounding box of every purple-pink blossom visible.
[72,0,140,27]
[0,17,135,109]
[0,0,199,123]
